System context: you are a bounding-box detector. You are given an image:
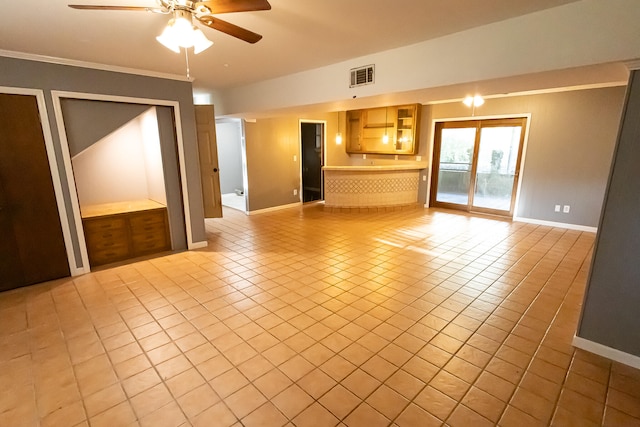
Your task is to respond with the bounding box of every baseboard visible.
[513,216,597,233]
[573,335,640,369]
[247,202,301,215]
[189,241,208,250]
[70,266,90,276]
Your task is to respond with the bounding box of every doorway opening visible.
[430,117,527,217]
[215,118,247,213]
[300,121,325,203]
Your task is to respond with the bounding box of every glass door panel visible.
[472,126,522,211]
[435,127,476,205]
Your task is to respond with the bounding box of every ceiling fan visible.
[68,0,271,53]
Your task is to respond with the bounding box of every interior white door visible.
[195,105,223,218]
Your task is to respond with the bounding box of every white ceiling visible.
[0,0,583,94]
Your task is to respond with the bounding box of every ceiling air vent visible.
[350,65,374,88]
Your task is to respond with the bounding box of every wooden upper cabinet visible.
[346,103,421,155]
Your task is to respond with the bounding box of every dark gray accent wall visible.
[431,87,626,227]
[577,71,640,357]
[0,56,206,270]
[61,99,150,156]
[156,106,188,251]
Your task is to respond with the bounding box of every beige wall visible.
[243,86,625,226]
[244,109,431,212]
[244,117,306,211]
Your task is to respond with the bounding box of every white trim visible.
[50,90,198,273]
[431,112,531,122]
[240,119,249,213]
[513,216,597,233]
[189,241,209,249]
[424,117,436,208]
[573,335,640,370]
[426,82,628,106]
[512,114,532,219]
[0,49,191,82]
[0,86,84,276]
[247,202,301,215]
[298,119,327,204]
[625,59,640,71]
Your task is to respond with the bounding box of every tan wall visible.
[429,86,626,226]
[243,86,625,226]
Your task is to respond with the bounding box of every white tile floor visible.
[221,193,246,212]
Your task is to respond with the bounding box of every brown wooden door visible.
[0,94,70,291]
[195,105,223,218]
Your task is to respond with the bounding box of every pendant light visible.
[382,106,389,144]
[463,95,484,117]
[335,111,343,145]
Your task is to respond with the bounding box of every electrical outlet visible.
[293,155,297,162]
[555,205,561,212]
[563,205,570,213]
[394,155,398,160]
[363,154,367,160]
[293,189,298,196]
[423,175,427,181]
[416,156,422,161]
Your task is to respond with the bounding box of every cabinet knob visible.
[213,168,219,173]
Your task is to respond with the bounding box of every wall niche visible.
[62,100,179,266]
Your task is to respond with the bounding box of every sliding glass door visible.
[430,118,526,216]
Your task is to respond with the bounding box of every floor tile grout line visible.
[491,229,592,425]
[376,224,569,425]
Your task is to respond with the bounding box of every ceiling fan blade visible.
[195,0,270,14]
[198,16,263,44]
[68,5,152,11]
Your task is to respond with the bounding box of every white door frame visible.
[0,86,79,275]
[298,119,327,203]
[51,90,198,274]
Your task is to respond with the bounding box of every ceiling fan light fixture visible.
[156,25,181,53]
[156,10,213,53]
[192,28,214,54]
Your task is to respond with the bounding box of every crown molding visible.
[0,49,192,82]
[625,59,640,70]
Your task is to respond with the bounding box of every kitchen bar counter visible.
[322,165,426,208]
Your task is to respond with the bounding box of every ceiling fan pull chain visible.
[184,48,190,79]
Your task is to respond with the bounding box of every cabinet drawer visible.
[84,217,127,234]
[83,205,170,266]
[87,236,129,252]
[129,210,166,229]
[89,244,130,265]
[130,222,166,237]
[85,228,128,244]
[132,235,169,254]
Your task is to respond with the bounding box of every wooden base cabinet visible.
[82,201,170,267]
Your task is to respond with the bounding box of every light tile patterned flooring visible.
[1,205,640,427]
